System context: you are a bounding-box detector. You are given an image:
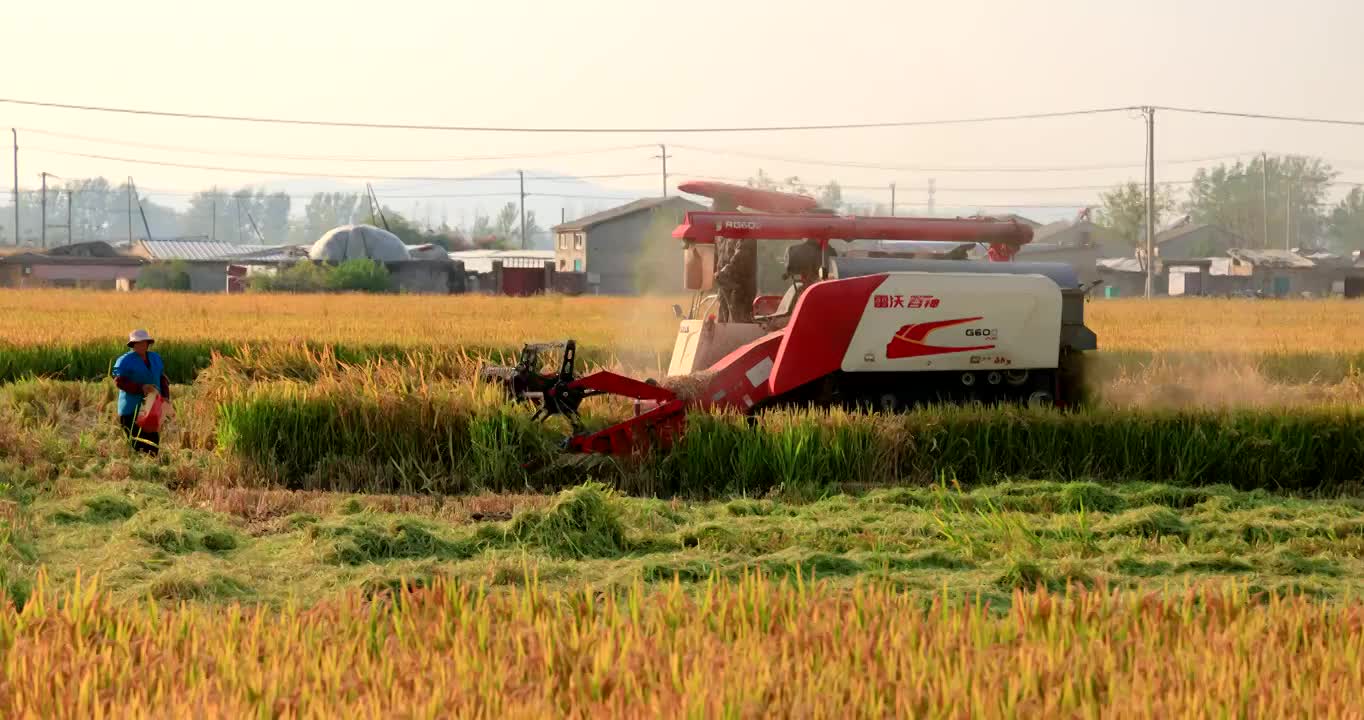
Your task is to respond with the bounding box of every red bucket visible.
[136,394,166,433]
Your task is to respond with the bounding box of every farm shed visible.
[450,249,556,295]
[132,239,293,292]
[0,250,144,289]
[1095,257,1163,297]
[1216,249,1327,297]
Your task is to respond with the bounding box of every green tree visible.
[290,193,364,244]
[746,168,841,210]
[518,210,542,248]
[1095,181,1180,249]
[818,180,844,211]
[1327,187,1364,252]
[494,202,519,245]
[137,261,191,291]
[248,261,331,293]
[1185,155,1336,249]
[368,206,426,245]
[327,259,392,292]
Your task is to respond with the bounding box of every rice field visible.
[4,573,1363,718]
[4,288,1364,715]
[3,289,1364,385]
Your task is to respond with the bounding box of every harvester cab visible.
[484,181,1097,456]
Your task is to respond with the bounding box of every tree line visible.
[1097,155,1363,252]
[741,155,1364,253]
[0,179,539,251]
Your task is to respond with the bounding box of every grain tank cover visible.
[830,258,1081,290]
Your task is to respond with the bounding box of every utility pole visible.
[39,172,47,249]
[1260,152,1270,250]
[1143,106,1156,300]
[518,170,527,249]
[653,144,671,197]
[927,178,936,217]
[211,190,217,242]
[10,129,17,246]
[66,189,73,243]
[127,177,133,243]
[1286,185,1293,251]
[889,182,896,216]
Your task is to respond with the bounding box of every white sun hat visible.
[127,329,155,348]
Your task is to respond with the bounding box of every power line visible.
[674,144,1256,173]
[0,96,1135,133]
[674,171,1195,193]
[1157,106,1364,128]
[16,128,654,162]
[11,186,644,202]
[23,147,659,182]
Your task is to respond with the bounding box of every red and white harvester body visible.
[484,182,1096,456]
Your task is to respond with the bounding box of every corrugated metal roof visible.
[449,249,555,274]
[1097,257,1147,273]
[1226,248,1315,269]
[139,240,284,261]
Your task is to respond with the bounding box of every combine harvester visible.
[484,182,1097,455]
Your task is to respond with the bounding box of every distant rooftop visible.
[552,196,703,232]
[449,248,554,274]
[136,240,285,262]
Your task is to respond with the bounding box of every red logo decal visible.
[886,317,996,359]
[874,294,939,309]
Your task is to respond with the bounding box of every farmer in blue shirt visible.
[111,329,170,456]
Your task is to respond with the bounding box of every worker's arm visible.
[159,374,171,400]
[113,376,143,394]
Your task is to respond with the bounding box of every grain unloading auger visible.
[482,181,1097,456]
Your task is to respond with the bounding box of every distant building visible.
[1164,249,1364,298]
[552,196,705,295]
[1009,219,1127,286]
[449,249,556,294]
[0,242,145,289]
[131,239,293,292]
[1096,257,1164,298]
[1154,223,1243,258]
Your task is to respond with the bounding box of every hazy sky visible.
[6,0,1364,213]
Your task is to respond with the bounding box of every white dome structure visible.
[309,224,411,263]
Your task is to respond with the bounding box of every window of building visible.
[574,259,583,272]
[558,259,567,270]
[558,234,569,250]
[574,233,584,250]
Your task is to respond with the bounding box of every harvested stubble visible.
[3,572,1363,717]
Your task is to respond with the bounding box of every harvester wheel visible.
[986,372,1003,385]
[1027,390,1055,408]
[1004,369,1029,386]
[960,373,977,387]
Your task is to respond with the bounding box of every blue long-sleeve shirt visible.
[112,350,169,417]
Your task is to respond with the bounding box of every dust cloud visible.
[1086,353,1364,410]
